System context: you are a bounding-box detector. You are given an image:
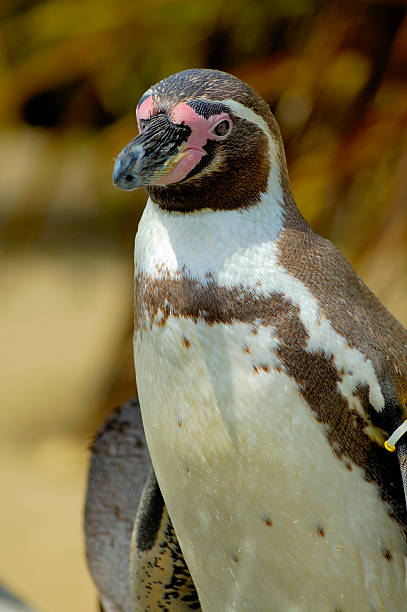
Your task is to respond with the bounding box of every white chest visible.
[134,200,407,611]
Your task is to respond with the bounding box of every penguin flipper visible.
[131,469,201,611]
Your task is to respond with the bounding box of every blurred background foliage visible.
[1,0,406,610]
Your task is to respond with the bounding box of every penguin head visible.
[113,68,288,212]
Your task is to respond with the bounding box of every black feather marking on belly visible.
[134,471,201,609]
[161,517,201,608]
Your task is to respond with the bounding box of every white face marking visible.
[212,98,283,204]
[213,99,272,137]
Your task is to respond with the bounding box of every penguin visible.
[85,398,150,612]
[112,68,407,611]
[85,397,200,611]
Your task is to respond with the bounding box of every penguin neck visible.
[136,178,309,285]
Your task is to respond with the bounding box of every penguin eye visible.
[212,120,231,137]
[139,118,148,130]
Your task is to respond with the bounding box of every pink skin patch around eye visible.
[136,95,155,128]
[137,100,231,186]
[153,102,231,185]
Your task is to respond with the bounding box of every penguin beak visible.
[112,114,191,190]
